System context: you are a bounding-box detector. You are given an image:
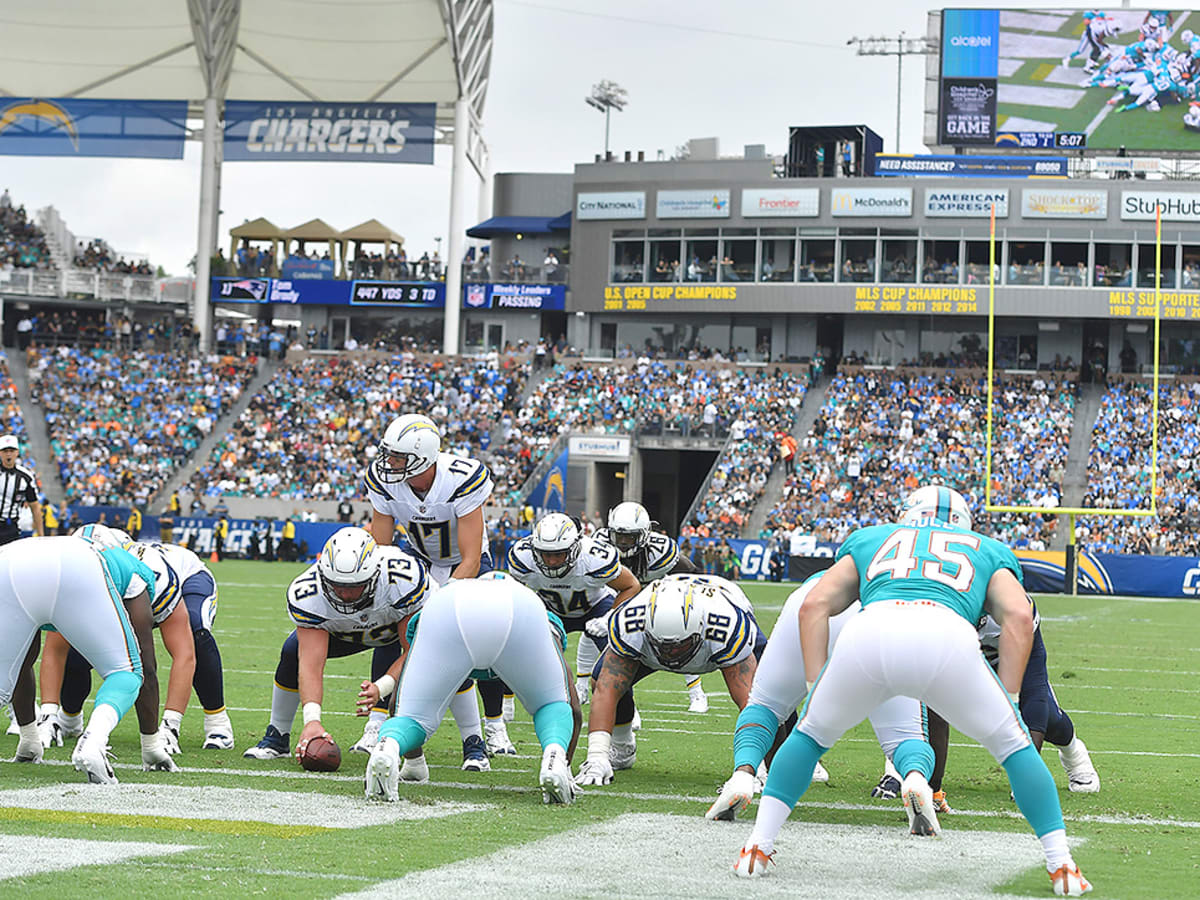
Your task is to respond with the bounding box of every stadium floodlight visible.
[847,33,938,153]
[586,79,628,159]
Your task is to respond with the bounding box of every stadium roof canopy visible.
[0,0,493,136]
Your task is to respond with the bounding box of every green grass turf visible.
[1,563,1198,897]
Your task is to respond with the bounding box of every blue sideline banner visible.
[464,283,567,311]
[224,101,436,163]
[528,448,569,517]
[875,154,1068,179]
[0,98,187,158]
[171,517,340,559]
[211,277,445,307]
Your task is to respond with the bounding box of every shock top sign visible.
[224,101,436,163]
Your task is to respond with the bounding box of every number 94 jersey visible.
[608,574,760,675]
[506,535,622,618]
[285,545,430,646]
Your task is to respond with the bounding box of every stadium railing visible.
[2,268,163,302]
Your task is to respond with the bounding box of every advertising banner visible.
[223,101,435,163]
[567,435,631,460]
[740,187,820,217]
[939,78,998,145]
[941,9,1000,78]
[211,277,445,307]
[656,189,731,219]
[1120,191,1200,221]
[830,187,913,217]
[527,447,569,516]
[876,154,1065,178]
[925,188,1010,217]
[1096,156,1161,174]
[280,258,336,280]
[0,98,187,158]
[1021,188,1108,219]
[576,191,646,220]
[463,283,566,311]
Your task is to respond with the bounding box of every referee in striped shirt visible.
[0,435,43,544]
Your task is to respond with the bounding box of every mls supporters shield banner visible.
[224,101,436,163]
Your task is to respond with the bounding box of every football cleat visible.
[732,844,775,878]
[932,790,953,814]
[1050,863,1092,896]
[502,695,516,723]
[72,732,117,785]
[539,745,578,805]
[574,677,590,706]
[901,772,941,837]
[351,719,382,754]
[202,711,234,750]
[610,736,636,770]
[688,688,709,713]
[365,741,400,802]
[1059,739,1100,793]
[811,761,829,784]
[706,768,756,821]
[484,720,517,756]
[399,753,430,784]
[631,708,641,731]
[871,774,901,800]
[242,724,290,759]
[461,734,491,772]
[4,706,19,736]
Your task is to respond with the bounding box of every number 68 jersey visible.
[285,545,430,647]
[506,535,622,619]
[607,574,760,675]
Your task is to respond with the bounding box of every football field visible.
[1,562,1197,898]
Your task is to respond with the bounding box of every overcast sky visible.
[2,0,1080,275]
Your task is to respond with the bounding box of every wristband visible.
[162,708,184,729]
[586,730,612,762]
[302,702,322,724]
[140,731,164,753]
[374,674,396,699]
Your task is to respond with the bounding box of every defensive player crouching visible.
[576,574,766,786]
[365,572,582,805]
[243,528,431,781]
[594,501,707,712]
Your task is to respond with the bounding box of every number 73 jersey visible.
[285,545,430,646]
[837,522,1023,625]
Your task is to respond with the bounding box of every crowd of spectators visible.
[761,368,1075,549]
[191,355,527,501]
[0,190,51,270]
[14,309,197,353]
[0,351,38,481]
[30,347,258,507]
[73,238,153,275]
[1076,379,1200,554]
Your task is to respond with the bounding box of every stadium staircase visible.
[6,349,65,506]
[486,359,554,457]
[1053,382,1105,549]
[741,377,830,538]
[151,355,284,511]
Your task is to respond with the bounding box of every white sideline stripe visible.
[139,861,371,882]
[26,760,1200,828]
[335,813,1061,900]
[0,835,196,882]
[0,784,487,828]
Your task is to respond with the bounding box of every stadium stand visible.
[761,368,1074,547]
[73,238,154,275]
[0,191,51,270]
[0,350,39,481]
[28,347,257,506]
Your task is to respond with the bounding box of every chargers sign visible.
[0,98,187,158]
[224,101,435,163]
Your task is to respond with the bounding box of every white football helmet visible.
[1183,28,1195,44]
[375,413,440,482]
[898,485,972,531]
[73,523,134,549]
[530,513,581,579]
[317,527,382,614]
[645,579,706,669]
[607,501,651,558]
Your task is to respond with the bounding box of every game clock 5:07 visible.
[1055,132,1086,149]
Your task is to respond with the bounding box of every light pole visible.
[586,80,628,159]
[847,34,938,153]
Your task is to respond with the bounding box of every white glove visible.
[141,732,179,772]
[574,677,590,705]
[706,768,756,821]
[158,718,182,756]
[576,756,614,786]
[37,713,63,748]
[584,612,611,639]
[14,735,44,763]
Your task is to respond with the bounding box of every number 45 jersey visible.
[506,535,621,619]
[608,574,761,676]
[837,522,1023,625]
[285,545,430,646]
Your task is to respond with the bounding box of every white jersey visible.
[285,545,430,647]
[157,542,207,582]
[506,534,622,618]
[364,452,493,577]
[125,542,184,625]
[608,574,759,676]
[977,599,1040,667]
[593,528,680,583]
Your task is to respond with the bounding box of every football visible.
[299,735,342,772]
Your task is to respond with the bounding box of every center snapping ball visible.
[299,735,342,772]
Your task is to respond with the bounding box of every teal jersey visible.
[836,522,1022,624]
[98,546,157,602]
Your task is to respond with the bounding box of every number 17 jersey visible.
[837,522,1023,624]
